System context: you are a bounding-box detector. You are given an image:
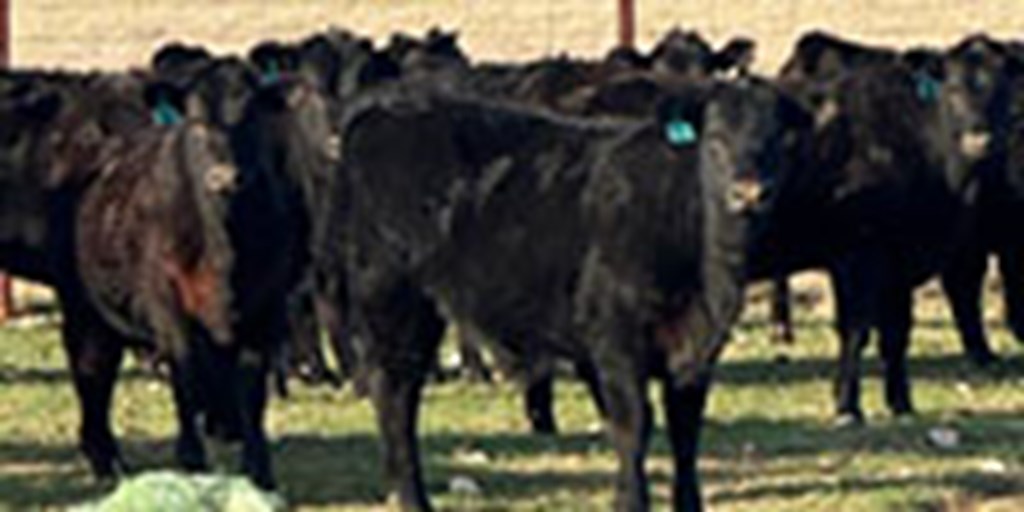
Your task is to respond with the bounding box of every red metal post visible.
[0,0,8,65]
[618,0,636,49]
[0,0,11,323]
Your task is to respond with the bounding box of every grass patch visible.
[1,290,1023,510]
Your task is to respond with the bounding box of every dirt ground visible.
[11,0,1024,73]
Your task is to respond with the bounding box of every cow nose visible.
[205,163,238,194]
[326,135,341,161]
[960,130,991,160]
[727,178,763,213]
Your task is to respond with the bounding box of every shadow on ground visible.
[1,406,1021,509]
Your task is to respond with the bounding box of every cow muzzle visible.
[960,131,991,160]
[726,178,764,213]
[205,164,238,194]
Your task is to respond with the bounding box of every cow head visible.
[649,28,716,78]
[629,79,813,383]
[296,29,377,99]
[183,57,261,128]
[711,37,757,78]
[387,28,468,78]
[0,91,64,265]
[693,77,814,217]
[152,41,214,78]
[940,34,1023,162]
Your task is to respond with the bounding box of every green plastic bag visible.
[72,471,286,512]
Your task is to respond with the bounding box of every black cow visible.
[336,78,811,511]
[934,34,1024,365]
[153,50,339,486]
[0,73,239,478]
[753,60,1000,423]
[774,31,1022,366]
[153,43,354,403]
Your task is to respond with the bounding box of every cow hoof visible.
[528,411,558,435]
[530,421,559,436]
[86,450,131,480]
[91,461,129,484]
[833,413,865,429]
[246,469,277,491]
[890,406,915,418]
[967,350,999,368]
[176,450,209,473]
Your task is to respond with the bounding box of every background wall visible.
[11,1,1024,73]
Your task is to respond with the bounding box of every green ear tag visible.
[151,99,184,126]
[665,119,698,147]
[915,73,942,103]
[261,61,282,85]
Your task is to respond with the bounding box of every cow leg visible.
[271,344,291,399]
[595,355,651,512]
[457,340,492,383]
[829,261,874,424]
[314,289,355,385]
[996,244,1024,343]
[237,347,274,489]
[289,286,339,387]
[524,370,557,435]
[662,374,711,512]
[62,308,128,478]
[942,244,997,365]
[770,275,795,344]
[359,283,445,511]
[878,283,914,416]
[201,343,243,443]
[169,352,208,472]
[575,358,607,418]
[523,358,604,435]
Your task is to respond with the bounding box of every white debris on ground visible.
[449,475,483,496]
[455,449,492,464]
[977,459,1009,474]
[926,427,961,450]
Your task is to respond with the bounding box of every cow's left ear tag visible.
[915,72,942,103]
[665,118,698,147]
[261,61,282,85]
[152,99,184,127]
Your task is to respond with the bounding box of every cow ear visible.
[712,37,756,77]
[250,42,300,84]
[656,94,703,148]
[144,82,188,126]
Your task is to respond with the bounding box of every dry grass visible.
[11,1,1024,73]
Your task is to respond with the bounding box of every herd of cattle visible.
[1,24,1023,511]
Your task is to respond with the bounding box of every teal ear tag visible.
[915,73,941,103]
[665,119,698,147]
[151,99,184,126]
[261,61,282,85]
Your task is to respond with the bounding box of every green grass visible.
[1,305,1023,511]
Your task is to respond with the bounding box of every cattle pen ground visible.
[3,0,1024,510]
[2,285,1023,511]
